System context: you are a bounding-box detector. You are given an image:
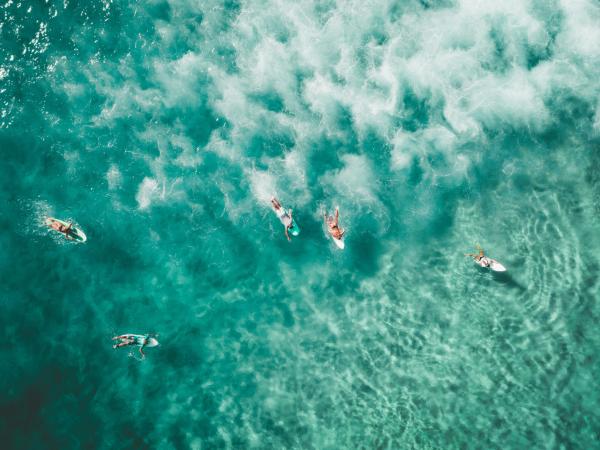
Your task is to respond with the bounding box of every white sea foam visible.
[135,177,159,209]
[106,164,122,190]
[248,169,276,204]
[390,132,415,171]
[594,99,600,135]
[558,0,600,59]
[282,148,309,198]
[153,52,205,108]
[467,70,550,131]
[322,154,377,205]
[170,133,201,168]
[50,0,600,221]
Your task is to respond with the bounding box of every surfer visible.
[465,245,490,267]
[112,334,150,359]
[48,219,74,239]
[271,197,294,241]
[324,207,345,240]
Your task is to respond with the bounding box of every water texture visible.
[1,0,600,449]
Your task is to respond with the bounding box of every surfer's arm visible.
[63,223,74,239]
[139,346,146,359]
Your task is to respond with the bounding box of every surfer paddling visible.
[465,245,491,268]
[324,207,345,241]
[112,334,153,359]
[45,217,87,242]
[47,218,74,239]
[271,197,294,241]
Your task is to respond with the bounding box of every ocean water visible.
[1,0,600,448]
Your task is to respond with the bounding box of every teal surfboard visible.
[287,210,300,236]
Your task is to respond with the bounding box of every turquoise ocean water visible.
[1,0,600,448]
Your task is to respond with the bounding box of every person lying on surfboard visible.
[324,207,345,241]
[465,245,490,267]
[47,218,74,239]
[112,334,150,359]
[271,197,294,242]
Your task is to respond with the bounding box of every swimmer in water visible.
[465,245,491,267]
[324,207,345,241]
[271,197,294,242]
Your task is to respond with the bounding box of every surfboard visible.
[332,236,345,249]
[287,210,300,237]
[121,334,159,347]
[45,217,87,243]
[476,257,506,272]
[141,336,159,347]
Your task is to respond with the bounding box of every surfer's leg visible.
[115,339,134,349]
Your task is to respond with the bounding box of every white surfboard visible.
[145,337,160,347]
[325,208,345,249]
[332,236,345,249]
[45,217,87,243]
[476,257,506,272]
